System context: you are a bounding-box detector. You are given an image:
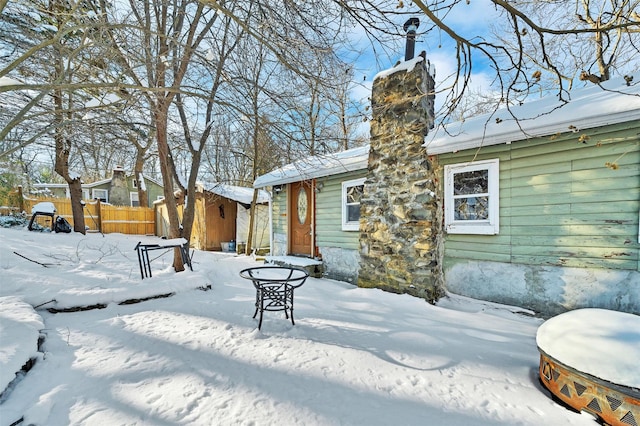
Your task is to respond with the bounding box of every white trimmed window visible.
[130,191,140,207]
[92,189,108,203]
[342,178,365,231]
[444,159,499,235]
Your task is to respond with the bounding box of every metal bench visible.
[135,238,192,279]
[239,266,309,330]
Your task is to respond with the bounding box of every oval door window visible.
[297,187,308,224]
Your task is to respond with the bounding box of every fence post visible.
[17,186,24,212]
[95,199,102,233]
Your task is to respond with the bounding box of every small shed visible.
[156,183,270,252]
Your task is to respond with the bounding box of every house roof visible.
[32,183,68,189]
[424,78,640,155]
[32,179,112,189]
[201,183,270,204]
[33,173,163,189]
[253,79,640,186]
[253,145,370,188]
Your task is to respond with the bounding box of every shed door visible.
[289,181,313,256]
[205,196,236,251]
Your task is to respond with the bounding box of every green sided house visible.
[424,79,640,316]
[32,166,164,208]
[254,74,640,317]
[253,145,369,281]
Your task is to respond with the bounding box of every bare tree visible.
[491,0,640,87]
[226,37,278,255]
[170,10,243,246]
[1,0,141,231]
[101,0,224,271]
[344,0,640,119]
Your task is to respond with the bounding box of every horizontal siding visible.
[439,121,640,271]
[315,170,367,250]
[512,235,634,248]
[444,235,512,263]
[509,212,634,226]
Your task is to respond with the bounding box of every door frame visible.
[287,180,316,257]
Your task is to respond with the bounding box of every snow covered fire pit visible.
[537,308,640,426]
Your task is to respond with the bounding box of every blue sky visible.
[344,2,501,132]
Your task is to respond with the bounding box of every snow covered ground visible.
[0,225,601,425]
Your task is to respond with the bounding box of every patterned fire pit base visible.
[539,349,640,426]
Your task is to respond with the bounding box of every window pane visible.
[453,170,488,195]
[347,205,360,222]
[297,187,308,224]
[94,190,108,202]
[454,197,489,220]
[347,184,363,204]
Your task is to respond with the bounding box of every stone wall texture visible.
[357,56,445,303]
[109,168,129,206]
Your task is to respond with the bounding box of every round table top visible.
[239,266,309,286]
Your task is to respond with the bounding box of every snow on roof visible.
[536,308,640,389]
[424,78,640,155]
[33,179,111,189]
[202,183,270,204]
[33,173,163,189]
[32,183,67,189]
[253,145,370,188]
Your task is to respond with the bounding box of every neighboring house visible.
[156,183,270,253]
[254,76,640,317]
[32,167,164,208]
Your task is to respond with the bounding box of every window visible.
[130,191,139,207]
[92,189,108,203]
[444,159,499,235]
[342,178,365,231]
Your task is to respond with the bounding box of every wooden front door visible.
[289,181,313,256]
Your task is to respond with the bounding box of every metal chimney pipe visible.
[403,17,420,61]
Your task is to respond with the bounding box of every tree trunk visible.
[154,105,184,272]
[179,148,201,247]
[53,85,86,234]
[68,179,86,232]
[134,151,148,208]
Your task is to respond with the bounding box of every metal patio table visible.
[239,266,309,330]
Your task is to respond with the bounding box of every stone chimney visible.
[109,166,129,206]
[357,53,444,303]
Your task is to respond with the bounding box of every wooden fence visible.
[17,195,156,235]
